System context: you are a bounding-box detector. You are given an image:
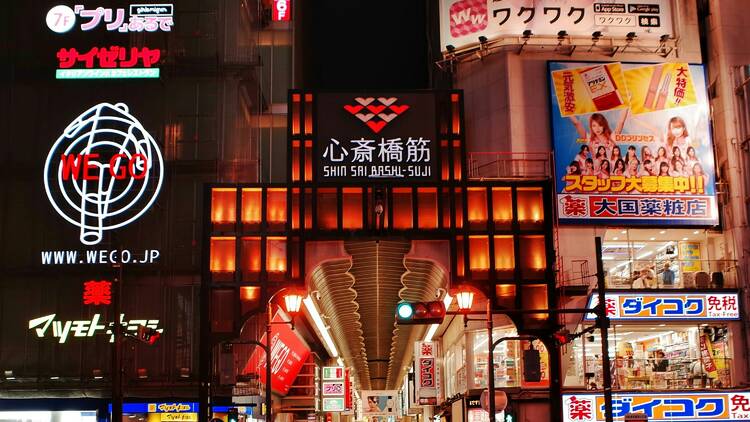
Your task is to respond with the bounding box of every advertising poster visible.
[361,390,398,416]
[679,241,702,272]
[549,61,718,226]
[440,0,673,51]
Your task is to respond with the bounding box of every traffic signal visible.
[395,301,446,325]
[227,408,239,422]
[136,325,161,345]
[553,329,572,345]
[522,348,541,382]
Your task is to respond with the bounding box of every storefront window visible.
[444,335,465,397]
[570,324,733,390]
[470,327,520,388]
[602,229,737,289]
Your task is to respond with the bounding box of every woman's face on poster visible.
[591,119,603,135]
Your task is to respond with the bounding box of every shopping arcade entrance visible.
[200,90,560,419]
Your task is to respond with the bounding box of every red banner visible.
[243,312,311,395]
[420,357,436,388]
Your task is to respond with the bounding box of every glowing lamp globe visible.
[283,292,304,315]
[455,289,475,312]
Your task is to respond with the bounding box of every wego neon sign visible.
[44,103,164,246]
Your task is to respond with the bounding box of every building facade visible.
[0,0,296,420]
[431,0,750,421]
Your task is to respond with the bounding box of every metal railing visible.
[468,151,552,180]
[605,259,738,290]
[580,357,733,391]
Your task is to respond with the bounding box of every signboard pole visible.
[112,263,123,422]
[266,305,273,422]
[595,237,613,422]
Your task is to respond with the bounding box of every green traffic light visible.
[396,302,414,319]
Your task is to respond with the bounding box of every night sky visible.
[304,0,431,90]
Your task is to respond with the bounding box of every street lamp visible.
[263,287,305,422]
[455,287,475,312]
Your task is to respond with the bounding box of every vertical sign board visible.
[439,0,673,51]
[315,93,438,182]
[322,366,346,412]
[414,341,442,405]
[244,312,311,395]
[549,62,718,226]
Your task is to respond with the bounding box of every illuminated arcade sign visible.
[273,0,291,21]
[56,46,161,80]
[316,93,437,182]
[563,392,750,422]
[28,313,162,343]
[107,403,199,414]
[43,103,164,246]
[46,4,174,34]
[585,292,740,321]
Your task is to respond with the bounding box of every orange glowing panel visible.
[455,236,465,278]
[441,140,450,181]
[342,188,363,229]
[266,237,287,274]
[211,188,237,224]
[469,236,490,277]
[453,141,462,180]
[451,93,461,135]
[317,188,338,229]
[241,188,262,226]
[291,189,300,229]
[417,187,438,229]
[491,187,512,225]
[266,188,287,228]
[467,188,487,227]
[517,187,544,225]
[454,188,464,229]
[240,286,261,302]
[304,189,313,229]
[493,236,514,277]
[210,237,236,273]
[240,237,262,277]
[304,94,313,134]
[441,188,451,229]
[520,235,546,278]
[291,141,301,182]
[304,140,313,182]
[291,94,301,135]
[495,284,516,308]
[522,284,548,320]
[393,188,413,230]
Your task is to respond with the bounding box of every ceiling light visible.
[693,230,700,234]
[649,237,656,241]
[659,324,666,327]
[304,296,339,358]
[616,324,622,327]
[621,230,627,234]
[682,237,689,241]
[659,230,666,234]
[612,237,619,240]
[423,324,439,342]
[636,251,653,259]
[336,357,344,366]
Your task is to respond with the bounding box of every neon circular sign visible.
[43,103,164,245]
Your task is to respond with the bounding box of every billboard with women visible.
[549,61,718,226]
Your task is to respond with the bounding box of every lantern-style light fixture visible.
[283,291,305,315]
[455,287,475,312]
